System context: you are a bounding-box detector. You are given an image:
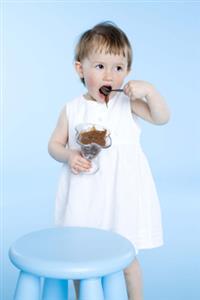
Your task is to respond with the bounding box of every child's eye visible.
[95,64,104,69]
[115,66,123,72]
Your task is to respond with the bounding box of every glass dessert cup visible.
[75,123,112,174]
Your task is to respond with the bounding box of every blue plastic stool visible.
[9,227,135,300]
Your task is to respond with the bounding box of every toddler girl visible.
[48,21,170,300]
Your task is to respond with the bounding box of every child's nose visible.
[103,69,113,81]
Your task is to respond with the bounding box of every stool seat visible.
[9,227,134,279]
[9,227,135,300]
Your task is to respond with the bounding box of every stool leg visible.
[79,278,104,300]
[102,271,128,300]
[14,271,40,300]
[42,278,68,300]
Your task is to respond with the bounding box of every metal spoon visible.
[99,86,123,96]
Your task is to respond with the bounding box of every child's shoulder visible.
[65,94,83,107]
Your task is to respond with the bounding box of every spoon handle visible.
[111,89,124,92]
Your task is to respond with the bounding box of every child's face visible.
[75,50,129,103]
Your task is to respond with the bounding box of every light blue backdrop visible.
[2,2,200,300]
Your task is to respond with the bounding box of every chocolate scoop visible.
[79,127,107,147]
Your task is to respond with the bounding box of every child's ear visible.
[126,68,131,76]
[75,61,84,79]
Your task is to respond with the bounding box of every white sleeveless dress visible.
[55,93,163,251]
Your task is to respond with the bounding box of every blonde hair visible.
[75,21,132,84]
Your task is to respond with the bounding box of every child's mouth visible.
[99,85,112,96]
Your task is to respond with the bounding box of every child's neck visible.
[83,92,113,105]
[84,92,96,102]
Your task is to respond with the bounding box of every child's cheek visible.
[116,76,125,86]
[86,76,96,88]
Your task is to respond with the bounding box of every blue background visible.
[1,1,200,300]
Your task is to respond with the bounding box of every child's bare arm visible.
[124,80,170,125]
[48,106,91,173]
[48,106,69,163]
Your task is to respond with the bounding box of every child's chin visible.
[98,94,106,103]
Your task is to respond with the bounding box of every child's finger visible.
[78,158,91,167]
[71,164,91,174]
[76,162,91,170]
[71,167,79,175]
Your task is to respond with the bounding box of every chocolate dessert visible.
[79,127,107,147]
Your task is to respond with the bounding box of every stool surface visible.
[9,227,135,279]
